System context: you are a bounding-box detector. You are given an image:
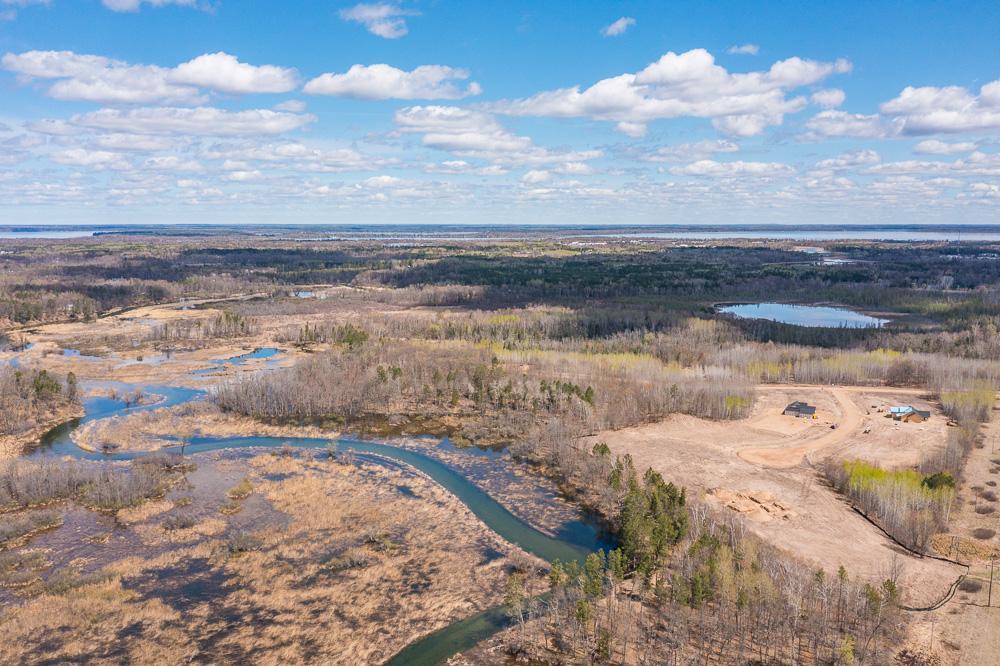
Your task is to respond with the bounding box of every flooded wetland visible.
[1,233,998,664]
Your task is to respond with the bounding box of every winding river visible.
[28,378,610,664]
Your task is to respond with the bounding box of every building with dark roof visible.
[783,401,816,418]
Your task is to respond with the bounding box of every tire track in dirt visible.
[738,387,864,467]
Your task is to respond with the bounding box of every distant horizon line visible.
[3,223,1000,230]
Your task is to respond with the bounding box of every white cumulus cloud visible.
[913,139,978,155]
[880,80,1000,134]
[274,100,306,112]
[669,159,794,177]
[2,50,202,104]
[490,48,851,137]
[52,148,131,170]
[640,139,739,162]
[169,52,298,94]
[304,64,480,100]
[727,44,759,55]
[601,17,635,37]
[102,0,198,11]
[394,105,602,166]
[70,107,315,136]
[91,133,180,151]
[814,149,881,170]
[2,50,298,104]
[339,3,418,39]
[802,110,899,139]
[521,169,551,184]
[811,88,845,109]
[201,140,392,172]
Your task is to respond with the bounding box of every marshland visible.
[1,230,999,664]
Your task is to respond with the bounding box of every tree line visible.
[0,366,78,437]
[503,447,905,664]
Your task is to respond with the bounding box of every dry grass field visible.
[0,452,532,664]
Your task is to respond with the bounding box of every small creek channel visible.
[27,368,611,663]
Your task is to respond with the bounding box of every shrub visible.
[921,472,955,490]
[0,459,175,513]
[0,460,93,509]
[226,479,253,501]
[80,465,172,511]
[162,514,196,531]
[958,578,983,593]
[0,367,77,437]
[0,510,62,548]
[972,528,996,540]
[221,531,261,557]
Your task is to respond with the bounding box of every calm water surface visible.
[0,231,95,239]
[719,303,888,328]
[600,230,1000,241]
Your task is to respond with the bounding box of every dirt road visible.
[739,386,865,467]
[593,382,964,608]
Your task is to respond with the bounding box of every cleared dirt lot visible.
[591,384,963,608]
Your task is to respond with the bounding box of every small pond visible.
[62,348,104,360]
[718,303,888,328]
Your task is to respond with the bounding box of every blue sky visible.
[0,0,998,225]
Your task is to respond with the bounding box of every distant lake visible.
[1,225,999,242]
[0,230,95,239]
[718,303,888,328]
[600,230,1000,241]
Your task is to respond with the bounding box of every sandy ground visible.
[937,394,1000,557]
[591,385,964,609]
[907,597,1000,666]
[901,394,1000,665]
[0,452,537,664]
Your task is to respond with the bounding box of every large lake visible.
[718,303,888,328]
[599,230,1000,241]
[3,225,1000,242]
[0,231,96,239]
